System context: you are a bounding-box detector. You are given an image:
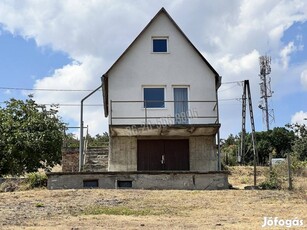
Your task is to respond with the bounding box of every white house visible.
[102,8,222,172]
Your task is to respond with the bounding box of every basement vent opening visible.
[83,179,99,188]
[117,180,132,188]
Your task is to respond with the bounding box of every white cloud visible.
[33,55,107,135]
[0,0,160,61]
[204,0,307,56]
[0,0,168,136]
[4,89,11,95]
[0,0,307,137]
[280,41,300,69]
[291,111,307,125]
[217,50,260,75]
[214,50,261,103]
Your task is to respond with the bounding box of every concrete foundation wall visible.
[190,136,217,171]
[108,135,217,172]
[108,136,137,171]
[47,171,229,190]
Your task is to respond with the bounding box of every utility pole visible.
[240,80,258,186]
[258,55,274,171]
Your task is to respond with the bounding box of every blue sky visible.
[282,21,307,64]
[0,0,306,138]
[0,30,71,99]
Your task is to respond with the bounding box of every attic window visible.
[152,38,168,53]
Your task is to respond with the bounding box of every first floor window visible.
[144,88,165,108]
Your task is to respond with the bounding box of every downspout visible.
[216,76,222,171]
[79,84,103,172]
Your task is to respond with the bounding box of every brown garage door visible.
[137,139,189,171]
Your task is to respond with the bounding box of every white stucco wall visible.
[108,13,218,125]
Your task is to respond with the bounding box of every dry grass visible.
[0,166,306,230]
[228,166,267,189]
[228,165,307,192]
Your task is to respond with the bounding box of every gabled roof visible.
[102,7,221,117]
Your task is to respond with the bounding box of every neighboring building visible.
[102,8,222,172]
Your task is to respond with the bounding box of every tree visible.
[244,128,295,165]
[86,132,109,147]
[253,131,272,165]
[287,123,307,161]
[63,132,109,148]
[0,96,65,176]
[222,127,296,166]
[221,134,240,166]
[269,127,295,158]
[63,133,79,148]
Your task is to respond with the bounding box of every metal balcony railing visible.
[110,100,218,125]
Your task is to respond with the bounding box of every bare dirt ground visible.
[0,166,306,230]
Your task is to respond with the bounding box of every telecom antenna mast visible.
[258,55,274,131]
[259,55,275,173]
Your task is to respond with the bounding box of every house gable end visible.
[102,7,221,117]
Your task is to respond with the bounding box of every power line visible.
[1,99,240,106]
[0,102,103,106]
[221,80,244,85]
[220,98,241,101]
[0,81,241,92]
[219,84,240,92]
[0,86,101,92]
[44,104,103,106]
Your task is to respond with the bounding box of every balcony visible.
[109,100,219,137]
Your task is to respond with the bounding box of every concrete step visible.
[82,147,109,172]
[85,153,108,158]
[83,164,108,172]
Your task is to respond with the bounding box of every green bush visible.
[35,202,45,208]
[259,163,287,190]
[25,172,47,188]
[290,154,307,176]
[259,171,283,190]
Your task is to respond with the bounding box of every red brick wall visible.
[62,148,79,172]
